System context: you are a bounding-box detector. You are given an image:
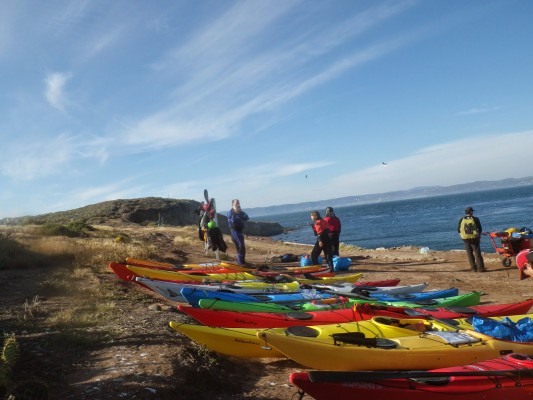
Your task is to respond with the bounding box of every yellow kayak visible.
[126,264,260,282]
[126,257,324,273]
[125,257,228,270]
[258,315,533,370]
[296,272,364,285]
[221,261,325,274]
[169,315,454,359]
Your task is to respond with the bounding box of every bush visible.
[0,234,44,269]
[36,223,81,238]
[66,221,94,235]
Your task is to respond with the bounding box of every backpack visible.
[460,217,478,239]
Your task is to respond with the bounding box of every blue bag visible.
[300,254,323,267]
[472,316,533,342]
[332,256,351,272]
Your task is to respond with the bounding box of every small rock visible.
[148,304,162,311]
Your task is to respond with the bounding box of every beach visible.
[2,229,533,399]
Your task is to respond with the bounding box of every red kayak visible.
[290,353,533,399]
[178,299,533,328]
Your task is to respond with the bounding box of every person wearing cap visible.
[324,207,342,256]
[516,249,533,280]
[457,207,486,272]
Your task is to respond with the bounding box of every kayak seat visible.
[286,312,313,320]
[413,300,437,306]
[252,295,273,301]
[286,326,320,338]
[374,317,401,325]
[350,288,370,297]
[331,333,398,349]
[165,289,180,298]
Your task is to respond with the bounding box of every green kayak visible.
[197,292,481,313]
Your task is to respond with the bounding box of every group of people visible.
[225,199,343,270]
[222,198,533,281]
[309,207,342,270]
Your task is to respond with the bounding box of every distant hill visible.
[0,197,283,237]
[245,176,533,217]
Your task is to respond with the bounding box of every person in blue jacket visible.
[227,199,249,265]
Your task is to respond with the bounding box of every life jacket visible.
[324,216,341,233]
[313,219,329,235]
[460,216,479,239]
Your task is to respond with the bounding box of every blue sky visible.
[2,0,533,218]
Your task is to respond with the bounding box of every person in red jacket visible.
[516,249,533,280]
[324,207,342,256]
[310,210,333,269]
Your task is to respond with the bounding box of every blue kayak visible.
[351,287,459,302]
[180,287,335,307]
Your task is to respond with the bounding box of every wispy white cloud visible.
[1,133,111,180]
[2,133,75,180]
[329,130,533,195]
[44,72,71,111]
[123,2,416,150]
[83,27,123,59]
[456,106,500,115]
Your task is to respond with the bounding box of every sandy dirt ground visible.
[2,231,533,400]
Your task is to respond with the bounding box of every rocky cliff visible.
[1,197,283,237]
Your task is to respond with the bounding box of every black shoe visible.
[478,268,486,273]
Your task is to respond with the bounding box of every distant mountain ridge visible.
[245,176,533,217]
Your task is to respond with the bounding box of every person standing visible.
[310,210,334,270]
[457,207,486,272]
[324,207,342,256]
[227,199,249,265]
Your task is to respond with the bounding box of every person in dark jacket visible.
[227,199,249,265]
[457,207,486,272]
[310,210,333,270]
[324,207,342,256]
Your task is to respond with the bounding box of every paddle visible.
[323,290,374,301]
[308,368,533,382]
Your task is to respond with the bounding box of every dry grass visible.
[0,223,183,337]
[20,296,43,323]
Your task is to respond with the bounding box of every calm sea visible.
[254,185,533,253]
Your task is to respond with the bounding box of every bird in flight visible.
[381,162,388,166]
